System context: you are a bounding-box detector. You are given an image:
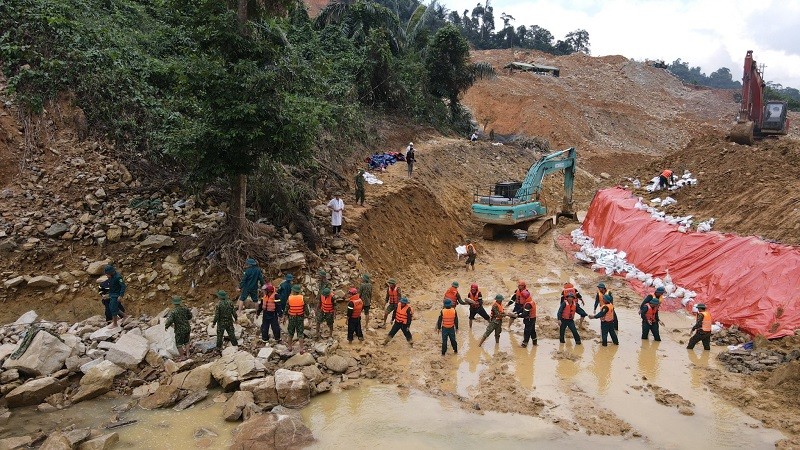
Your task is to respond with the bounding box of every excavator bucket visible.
[556,211,579,225]
[730,121,755,145]
[525,217,554,243]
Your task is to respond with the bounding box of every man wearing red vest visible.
[594,282,618,331]
[284,285,309,353]
[467,283,490,328]
[560,282,588,327]
[659,169,674,190]
[687,304,712,351]
[443,281,462,306]
[437,299,459,355]
[255,283,282,342]
[590,294,619,346]
[557,292,582,344]
[316,287,336,339]
[507,280,530,330]
[382,297,413,346]
[381,278,402,327]
[347,287,365,343]
[640,298,661,341]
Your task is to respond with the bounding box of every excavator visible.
[471,147,578,242]
[730,50,790,145]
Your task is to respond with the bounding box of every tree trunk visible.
[237,0,248,25]
[229,174,247,228]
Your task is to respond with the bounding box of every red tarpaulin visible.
[581,187,800,338]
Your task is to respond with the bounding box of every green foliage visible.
[425,24,474,118]
[667,59,741,89]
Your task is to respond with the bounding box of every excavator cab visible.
[762,101,788,133]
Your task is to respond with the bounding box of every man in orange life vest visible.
[590,294,619,346]
[659,169,674,190]
[316,287,335,338]
[479,294,509,346]
[561,282,589,326]
[255,283,282,342]
[687,304,712,351]
[382,296,413,346]
[594,282,618,331]
[283,284,310,353]
[443,281,463,306]
[557,292,582,344]
[381,278,402,327]
[517,294,537,347]
[437,299,459,355]
[466,283,490,328]
[347,287,365,343]
[641,286,666,310]
[507,280,530,330]
[640,298,661,341]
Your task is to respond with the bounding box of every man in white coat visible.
[327,193,344,235]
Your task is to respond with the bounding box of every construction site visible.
[1,44,800,449]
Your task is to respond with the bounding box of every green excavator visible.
[471,147,578,242]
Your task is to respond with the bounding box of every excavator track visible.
[525,217,554,243]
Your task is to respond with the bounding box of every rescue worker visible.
[478,294,508,346]
[443,281,462,307]
[687,304,712,351]
[437,299,459,355]
[594,282,618,330]
[557,292,582,344]
[104,264,126,328]
[518,295,537,347]
[316,287,335,338]
[381,278,402,327]
[276,273,294,316]
[467,283,490,328]
[255,283,282,342]
[99,278,125,324]
[640,298,661,341]
[507,280,530,329]
[406,142,416,177]
[659,169,674,190]
[591,294,619,346]
[164,296,193,360]
[316,269,331,296]
[561,282,588,326]
[212,290,238,352]
[355,169,366,206]
[238,258,265,314]
[464,239,477,271]
[346,287,365,343]
[283,285,310,353]
[358,274,373,330]
[641,286,666,309]
[383,296,413,346]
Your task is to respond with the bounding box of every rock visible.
[330,239,345,250]
[26,275,58,288]
[79,358,105,374]
[105,332,149,368]
[181,247,201,261]
[77,432,118,450]
[140,234,174,249]
[210,351,263,391]
[4,276,25,289]
[139,384,182,410]
[44,223,69,238]
[13,310,38,325]
[161,260,183,276]
[106,226,122,243]
[0,369,20,384]
[60,333,85,358]
[72,360,124,403]
[0,343,17,364]
[5,377,66,407]
[324,355,349,374]
[274,369,310,408]
[301,365,323,384]
[132,382,160,398]
[94,187,107,199]
[3,331,71,376]
[284,352,315,368]
[143,322,179,358]
[0,436,33,449]
[271,252,306,270]
[66,356,92,372]
[678,405,694,416]
[193,340,216,354]
[230,413,314,450]
[223,390,255,421]
[64,429,91,447]
[600,172,611,179]
[39,432,72,450]
[174,389,209,411]
[172,362,214,390]
[86,259,112,276]
[257,347,274,360]
[88,326,122,342]
[240,377,278,406]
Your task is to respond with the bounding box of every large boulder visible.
[3,331,71,376]
[284,353,315,368]
[139,384,182,410]
[5,377,66,408]
[27,275,58,288]
[139,234,174,249]
[86,259,112,276]
[239,376,278,407]
[230,413,314,450]
[0,436,33,449]
[223,390,255,421]
[210,351,264,391]
[72,360,124,403]
[143,322,179,358]
[88,326,122,342]
[13,310,38,325]
[39,432,72,450]
[0,343,16,364]
[274,369,310,408]
[170,362,214,390]
[77,432,119,450]
[173,389,208,411]
[59,333,85,358]
[324,355,349,374]
[105,332,148,369]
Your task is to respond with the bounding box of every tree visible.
[425,24,475,118]
[564,29,590,54]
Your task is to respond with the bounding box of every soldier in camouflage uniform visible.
[478,294,511,347]
[358,274,373,330]
[165,296,193,360]
[316,270,331,308]
[283,284,310,353]
[354,169,366,206]
[212,290,238,351]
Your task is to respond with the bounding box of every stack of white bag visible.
[645,170,698,193]
[634,198,694,230]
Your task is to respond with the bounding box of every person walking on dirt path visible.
[467,283,490,328]
[237,258,265,315]
[316,287,335,338]
[104,264,126,329]
[561,283,588,327]
[327,193,344,235]
[479,294,508,347]
[355,169,366,206]
[659,169,674,190]
[383,296,413,347]
[464,239,477,271]
[406,142,416,177]
[381,278,402,327]
[346,287,365,343]
[641,286,666,309]
[594,283,618,331]
[437,299,459,355]
[687,304,712,351]
[443,281,463,307]
[640,298,661,341]
[256,283,282,343]
[518,296,538,347]
[359,274,373,330]
[558,293,582,345]
[276,273,293,316]
[591,295,619,346]
[165,296,193,360]
[212,290,238,352]
[507,280,530,330]
[284,285,309,353]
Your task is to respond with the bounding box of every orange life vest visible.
[387,286,400,304]
[597,290,611,306]
[468,290,481,307]
[444,287,459,303]
[562,283,577,299]
[319,294,334,313]
[491,302,505,320]
[262,292,277,312]
[287,294,305,316]
[645,304,658,324]
[700,311,712,332]
[525,301,537,319]
[350,295,363,319]
[395,303,411,324]
[603,303,615,322]
[514,289,530,305]
[661,169,673,178]
[441,308,456,328]
[561,299,576,320]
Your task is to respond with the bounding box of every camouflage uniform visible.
[213,294,238,349]
[165,304,193,347]
[355,170,365,206]
[482,302,504,342]
[358,278,373,314]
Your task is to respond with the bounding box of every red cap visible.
[348,287,358,295]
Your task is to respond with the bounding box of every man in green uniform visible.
[284,284,310,353]
[238,258,265,314]
[212,290,238,352]
[276,273,293,316]
[165,296,193,360]
[358,274,373,330]
[478,294,509,347]
[104,264,127,328]
[355,169,366,206]
[316,269,331,308]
